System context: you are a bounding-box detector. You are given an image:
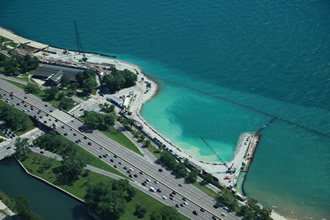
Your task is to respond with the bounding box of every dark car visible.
[158,168,163,172]
[157,188,162,193]
[200,208,205,212]
[84,136,87,139]
[98,155,102,158]
[192,210,198,216]
[133,174,138,178]
[110,159,114,162]
[88,142,91,145]
[61,126,65,129]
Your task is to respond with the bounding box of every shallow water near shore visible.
[1,0,330,219]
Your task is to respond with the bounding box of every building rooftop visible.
[33,63,83,82]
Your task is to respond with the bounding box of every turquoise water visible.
[1,0,330,218]
[0,158,91,220]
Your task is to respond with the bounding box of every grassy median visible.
[100,127,143,157]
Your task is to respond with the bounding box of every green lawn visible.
[21,153,188,220]
[192,181,220,200]
[0,100,37,135]
[145,144,162,159]
[3,79,26,90]
[100,127,143,156]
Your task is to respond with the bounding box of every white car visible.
[221,212,227,217]
[162,196,167,200]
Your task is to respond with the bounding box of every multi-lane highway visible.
[0,78,241,220]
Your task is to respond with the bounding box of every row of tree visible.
[159,151,200,182]
[217,188,272,220]
[0,101,30,132]
[103,67,137,93]
[0,53,39,75]
[82,111,115,131]
[84,180,136,220]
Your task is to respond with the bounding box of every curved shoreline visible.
[0,26,288,220]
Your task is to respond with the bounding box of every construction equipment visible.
[73,20,88,61]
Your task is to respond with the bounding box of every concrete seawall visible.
[15,159,84,203]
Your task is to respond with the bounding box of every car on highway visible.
[221,212,227,217]
[139,171,144,175]
[175,204,179,208]
[162,196,167,200]
[200,208,205,212]
[149,187,155,192]
[133,174,138,178]
[83,136,87,139]
[64,133,68,136]
[123,167,127,170]
[192,210,198,215]
[158,168,163,172]
[178,183,182,187]
[73,133,76,136]
[157,188,162,193]
[118,161,122,165]
[88,142,91,145]
[110,159,114,162]
[129,174,133,178]
[114,165,118,168]
[98,155,102,158]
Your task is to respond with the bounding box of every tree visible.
[15,138,30,161]
[134,203,146,218]
[104,115,115,126]
[57,156,85,185]
[186,170,198,183]
[24,83,40,94]
[60,74,70,88]
[203,173,213,183]
[144,140,151,148]
[70,82,79,90]
[151,206,183,220]
[16,195,43,220]
[217,188,239,210]
[85,183,127,220]
[83,77,97,94]
[59,97,73,110]
[184,158,190,167]
[44,87,59,100]
[160,151,177,169]
[174,162,188,177]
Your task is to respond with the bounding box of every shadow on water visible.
[72,204,92,220]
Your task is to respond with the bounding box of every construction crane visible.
[73,20,88,62]
[201,137,236,174]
